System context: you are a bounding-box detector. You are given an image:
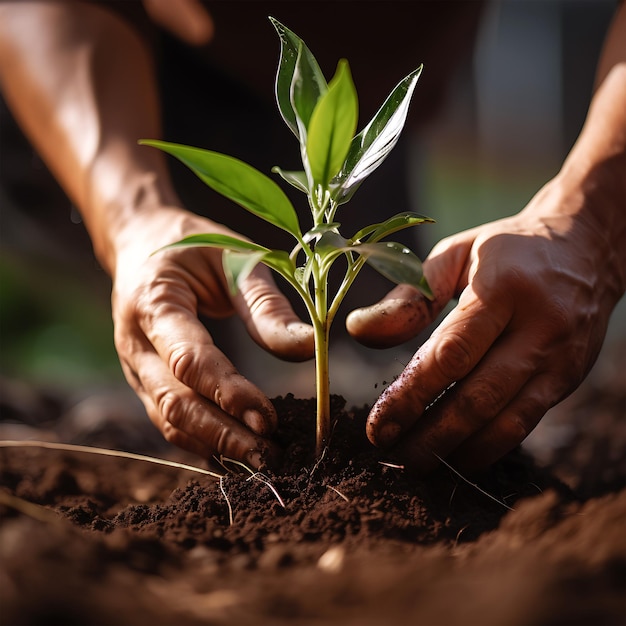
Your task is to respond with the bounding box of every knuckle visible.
[541,300,575,338]
[139,273,178,305]
[134,272,195,325]
[457,378,509,425]
[168,344,197,384]
[498,265,549,308]
[158,390,187,429]
[513,394,546,431]
[501,414,530,444]
[212,372,247,413]
[242,283,282,318]
[434,333,475,380]
[214,425,230,456]
[507,415,532,443]
[500,265,532,291]
[212,423,241,459]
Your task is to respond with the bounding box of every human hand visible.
[347,178,624,474]
[111,206,314,468]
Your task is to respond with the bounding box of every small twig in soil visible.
[378,461,405,470]
[247,472,286,508]
[309,445,328,478]
[219,476,234,526]
[211,455,227,470]
[218,456,285,508]
[433,452,515,512]
[0,440,223,479]
[326,485,350,503]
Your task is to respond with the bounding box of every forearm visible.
[0,2,176,275]
[529,3,626,301]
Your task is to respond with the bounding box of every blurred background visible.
[1,1,623,457]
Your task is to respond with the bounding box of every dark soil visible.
[1,368,625,626]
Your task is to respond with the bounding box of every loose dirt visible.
[1,372,624,626]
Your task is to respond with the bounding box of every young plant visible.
[140,18,434,457]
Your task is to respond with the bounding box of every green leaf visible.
[315,230,349,255]
[352,211,434,243]
[260,249,298,280]
[332,66,422,204]
[224,249,297,295]
[223,250,269,294]
[306,60,358,188]
[294,265,308,288]
[160,234,296,295]
[271,167,309,194]
[291,43,328,137]
[314,231,353,275]
[356,241,432,298]
[140,140,301,237]
[303,222,341,244]
[158,233,270,254]
[415,275,434,300]
[269,17,327,139]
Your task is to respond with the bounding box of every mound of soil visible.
[1,382,625,625]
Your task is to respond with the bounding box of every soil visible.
[1,361,625,626]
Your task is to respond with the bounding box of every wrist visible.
[523,153,626,312]
[559,146,626,300]
[526,63,626,300]
[86,165,180,276]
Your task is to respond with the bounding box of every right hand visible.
[111,206,314,468]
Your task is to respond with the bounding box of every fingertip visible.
[369,420,402,448]
[243,407,277,436]
[347,296,431,349]
[262,320,315,362]
[246,440,283,472]
[366,392,404,448]
[285,320,315,358]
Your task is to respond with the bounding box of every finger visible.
[346,283,443,349]
[448,373,571,474]
[235,265,314,362]
[389,331,539,474]
[135,294,278,434]
[346,231,474,348]
[366,286,512,448]
[123,349,280,469]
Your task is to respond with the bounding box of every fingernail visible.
[243,409,266,435]
[376,422,402,448]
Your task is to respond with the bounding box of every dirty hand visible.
[112,207,314,468]
[347,179,624,474]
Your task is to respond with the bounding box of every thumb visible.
[234,265,315,362]
[346,232,473,348]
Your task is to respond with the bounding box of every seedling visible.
[140,18,434,457]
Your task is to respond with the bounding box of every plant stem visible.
[313,317,331,457]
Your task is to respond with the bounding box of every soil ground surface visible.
[1,351,625,626]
